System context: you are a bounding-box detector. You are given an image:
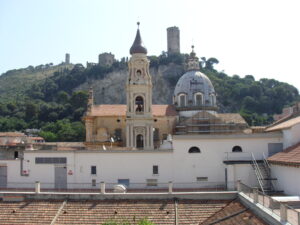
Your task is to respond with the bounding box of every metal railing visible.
[238,181,300,225]
[224,152,252,161]
[262,152,276,192]
[251,153,265,193]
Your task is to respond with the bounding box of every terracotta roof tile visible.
[201,199,267,225]
[0,199,267,224]
[0,132,26,137]
[266,116,300,132]
[29,137,44,140]
[268,142,300,166]
[218,113,248,124]
[90,104,177,117]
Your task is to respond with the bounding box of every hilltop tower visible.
[167,26,180,54]
[126,23,154,150]
[65,53,70,64]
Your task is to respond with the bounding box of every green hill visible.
[0,63,74,102]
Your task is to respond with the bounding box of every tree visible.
[39,131,57,142]
[25,102,38,121]
[205,57,219,70]
[70,91,88,109]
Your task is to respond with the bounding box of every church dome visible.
[173,47,217,110]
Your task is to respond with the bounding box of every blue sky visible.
[1,0,300,89]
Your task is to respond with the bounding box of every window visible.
[153,128,159,141]
[197,177,208,182]
[232,146,242,152]
[162,134,168,140]
[153,165,158,175]
[35,157,67,164]
[92,179,96,187]
[14,151,19,159]
[146,179,157,186]
[114,129,122,141]
[194,93,203,106]
[210,94,215,106]
[91,166,97,175]
[188,146,201,153]
[179,94,186,107]
[118,179,130,187]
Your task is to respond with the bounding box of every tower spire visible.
[129,22,147,55]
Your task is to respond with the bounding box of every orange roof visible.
[266,116,300,132]
[268,142,300,167]
[90,104,177,117]
[29,137,44,140]
[0,132,26,137]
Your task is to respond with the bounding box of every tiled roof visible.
[218,113,248,124]
[268,142,300,167]
[201,199,267,225]
[29,137,44,140]
[89,104,177,117]
[0,200,63,224]
[266,116,300,132]
[0,199,266,225]
[0,132,26,137]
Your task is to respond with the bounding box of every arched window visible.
[135,96,144,113]
[136,134,144,149]
[232,146,242,152]
[188,146,201,153]
[210,94,215,106]
[178,94,187,107]
[194,93,203,106]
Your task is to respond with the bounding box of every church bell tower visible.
[126,23,154,150]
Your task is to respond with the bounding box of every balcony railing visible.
[224,152,266,162]
[238,181,300,225]
[0,181,234,194]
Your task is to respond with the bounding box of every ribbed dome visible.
[173,70,216,108]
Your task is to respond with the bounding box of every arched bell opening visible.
[135,96,144,113]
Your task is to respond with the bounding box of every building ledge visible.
[223,160,263,165]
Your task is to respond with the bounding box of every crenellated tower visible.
[126,23,154,149]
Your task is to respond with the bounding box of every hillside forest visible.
[0,53,298,141]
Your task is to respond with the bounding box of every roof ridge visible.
[283,141,300,153]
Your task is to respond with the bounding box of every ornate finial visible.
[137,22,140,28]
[191,45,195,52]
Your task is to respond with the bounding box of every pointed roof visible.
[129,22,147,55]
